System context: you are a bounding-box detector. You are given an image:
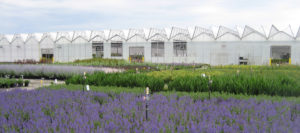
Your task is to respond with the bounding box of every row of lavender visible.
[0,89,299,132]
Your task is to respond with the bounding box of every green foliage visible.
[0,70,71,80]
[24,80,30,87]
[168,76,209,92]
[271,59,289,64]
[0,78,29,88]
[168,73,299,97]
[66,72,164,92]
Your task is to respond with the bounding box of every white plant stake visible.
[86,85,90,91]
[83,72,87,92]
[145,87,150,120]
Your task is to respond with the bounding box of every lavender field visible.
[0,89,299,133]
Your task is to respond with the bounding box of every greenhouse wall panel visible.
[1,26,300,65]
[25,38,39,61]
[11,37,25,62]
[0,39,11,62]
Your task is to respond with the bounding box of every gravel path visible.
[0,64,123,74]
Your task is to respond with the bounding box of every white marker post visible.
[83,72,86,92]
[54,79,58,84]
[86,85,90,91]
[145,87,150,121]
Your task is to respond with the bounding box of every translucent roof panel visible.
[0,34,8,44]
[192,26,214,41]
[20,34,29,42]
[147,28,168,41]
[5,35,14,43]
[72,31,88,40]
[297,27,300,39]
[127,29,146,40]
[216,26,240,40]
[24,34,38,43]
[40,33,55,49]
[268,25,294,40]
[34,33,43,42]
[40,33,56,43]
[72,31,89,43]
[127,29,146,42]
[169,27,190,41]
[11,34,24,44]
[241,25,266,41]
[108,30,125,42]
[56,32,71,43]
[89,31,106,42]
[0,35,10,45]
[0,34,4,40]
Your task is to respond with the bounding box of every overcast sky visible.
[0,0,300,34]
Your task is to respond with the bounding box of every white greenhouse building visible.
[0,25,300,65]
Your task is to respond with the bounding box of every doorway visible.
[41,48,54,63]
[270,46,291,64]
[129,47,144,63]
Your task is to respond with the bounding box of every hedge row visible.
[66,71,299,97]
[168,73,299,97]
[0,70,71,80]
[0,78,30,88]
[66,72,164,92]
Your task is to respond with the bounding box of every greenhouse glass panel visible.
[111,42,122,57]
[151,41,164,57]
[92,42,103,58]
[173,41,187,57]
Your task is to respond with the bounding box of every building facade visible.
[0,25,299,65]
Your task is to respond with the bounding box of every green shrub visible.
[0,70,71,80]
[0,78,22,88]
[24,80,30,87]
[17,79,23,87]
[66,72,164,92]
[168,73,298,97]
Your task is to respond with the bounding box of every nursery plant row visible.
[0,78,30,88]
[66,72,300,97]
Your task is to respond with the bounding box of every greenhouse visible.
[0,25,300,65]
